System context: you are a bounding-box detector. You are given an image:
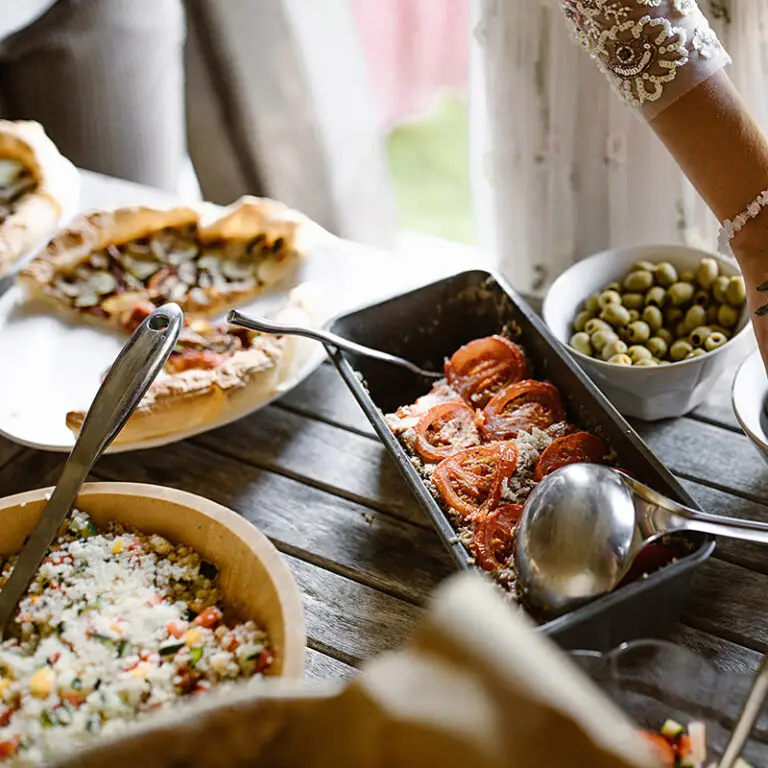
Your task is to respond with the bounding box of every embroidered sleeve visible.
[556,0,731,120]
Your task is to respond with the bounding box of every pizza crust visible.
[18,196,312,321]
[64,282,324,446]
[0,121,66,276]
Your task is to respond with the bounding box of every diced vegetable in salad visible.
[640,720,753,768]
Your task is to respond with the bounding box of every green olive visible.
[598,290,622,308]
[626,320,651,343]
[591,329,618,352]
[573,310,594,333]
[585,293,601,313]
[604,281,621,293]
[706,304,719,324]
[686,348,707,360]
[696,257,719,289]
[645,286,667,308]
[602,339,628,361]
[654,262,678,287]
[632,260,656,273]
[627,345,652,363]
[623,270,654,292]
[656,328,673,346]
[641,305,663,334]
[656,359,671,366]
[669,281,695,306]
[675,321,690,340]
[570,332,593,356]
[692,289,710,307]
[607,353,633,366]
[712,275,730,304]
[704,331,728,351]
[600,303,631,327]
[647,336,668,359]
[628,309,640,323]
[689,325,712,347]
[665,307,684,326]
[725,275,747,307]
[622,292,645,310]
[709,325,731,339]
[669,339,693,362]
[680,270,696,284]
[717,303,740,329]
[684,305,707,331]
[634,358,658,367]
[585,318,611,336]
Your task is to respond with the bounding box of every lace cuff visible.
[557,0,731,120]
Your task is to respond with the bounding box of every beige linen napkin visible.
[54,574,658,768]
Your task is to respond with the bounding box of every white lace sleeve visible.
[556,0,731,120]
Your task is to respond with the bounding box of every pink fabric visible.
[349,0,469,127]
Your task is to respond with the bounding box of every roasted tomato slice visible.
[433,441,518,520]
[166,350,224,374]
[471,503,523,572]
[479,380,564,441]
[533,431,607,482]
[414,402,480,463]
[638,732,675,768]
[444,335,529,407]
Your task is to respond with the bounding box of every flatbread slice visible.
[0,120,66,276]
[18,196,311,327]
[65,282,323,446]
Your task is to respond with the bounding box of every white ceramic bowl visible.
[732,349,768,466]
[542,244,754,421]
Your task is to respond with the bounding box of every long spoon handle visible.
[0,303,183,638]
[227,309,442,379]
[718,654,768,768]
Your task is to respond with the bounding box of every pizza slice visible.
[65,282,322,445]
[0,120,66,276]
[18,196,310,327]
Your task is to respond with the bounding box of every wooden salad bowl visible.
[0,482,306,678]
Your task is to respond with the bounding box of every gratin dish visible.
[325,269,714,651]
[0,483,306,678]
[542,245,753,421]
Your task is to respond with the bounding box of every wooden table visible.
[1,171,766,682]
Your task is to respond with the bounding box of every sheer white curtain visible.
[470,0,768,299]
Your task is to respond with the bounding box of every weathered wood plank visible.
[278,363,376,436]
[196,405,426,526]
[92,441,454,605]
[683,558,768,652]
[286,554,421,666]
[681,479,768,575]
[691,370,740,432]
[670,625,763,674]
[0,449,67,496]
[304,648,357,682]
[0,439,24,475]
[633,417,766,500]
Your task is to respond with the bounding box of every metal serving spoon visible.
[516,463,768,618]
[0,303,183,639]
[227,309,443,380]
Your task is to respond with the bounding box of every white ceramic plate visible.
[0,230,345,454]
[732,349,768,465]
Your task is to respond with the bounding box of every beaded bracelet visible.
[717,188,768,259]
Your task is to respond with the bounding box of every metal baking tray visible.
[324,269,714,652]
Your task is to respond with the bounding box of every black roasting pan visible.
[324,269,714,651]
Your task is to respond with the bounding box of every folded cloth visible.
[52,574,657,768]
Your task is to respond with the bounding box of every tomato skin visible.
[472,504,523,572]
[534,432,607,482]
[413,402,480,463]
[445,336,529,407]
[638,731,675,767]
[193,606,223,629]
[433,442,519,520]
[479,380,564,441]
[0,737,19,758]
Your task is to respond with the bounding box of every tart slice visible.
[18,196,310,326]
[0,120,66,276]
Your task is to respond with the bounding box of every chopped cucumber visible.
[189,647,203,667]
[660,719,685,740]
[734,760,754,768]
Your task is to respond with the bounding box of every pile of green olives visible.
[569,257,746,366]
